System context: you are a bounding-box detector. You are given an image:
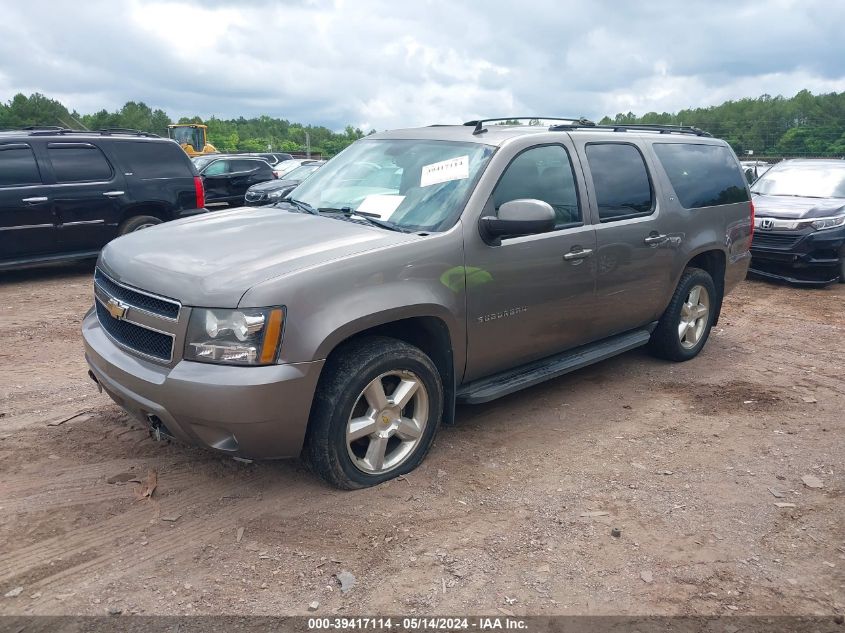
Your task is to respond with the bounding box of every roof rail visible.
[26,127,160,138]
[21,125,67,131]
[549,122,712,137]
[464,117,596,135]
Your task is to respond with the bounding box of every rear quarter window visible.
[115,140,194,179]
[653,143,749,208]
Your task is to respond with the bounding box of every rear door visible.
[464,143,597,381]
[0,142,57,260]
[572,140,675,338]
[43,142,126,252]
[201,159,235,202]
[229,159,274,200]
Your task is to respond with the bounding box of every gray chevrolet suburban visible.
[82,118,753,488]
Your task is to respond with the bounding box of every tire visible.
[118,215,162,235]
[648,267,717,362]
[304,336,444,489]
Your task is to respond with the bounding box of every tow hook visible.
[87,369,102,393]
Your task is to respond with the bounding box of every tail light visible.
[194,176,205,209]
[749,198,755,241]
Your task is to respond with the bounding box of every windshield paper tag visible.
[357,194,405,218]
[420,155,469,187]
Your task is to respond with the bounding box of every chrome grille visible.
[95,300,174,361]
[94,269,180,319]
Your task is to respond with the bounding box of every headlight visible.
[811,215,845,231]
[267,190,284,199]
[184,307,285,365]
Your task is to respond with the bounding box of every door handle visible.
[644,234,668,245]
[563,248,593,261]
[22,196,48,203]
[103,191,125,197]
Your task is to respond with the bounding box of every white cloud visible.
[0,0,843,130]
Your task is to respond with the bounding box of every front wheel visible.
[304,336,444,489]
[648,267,717,361]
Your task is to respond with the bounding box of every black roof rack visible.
[23,127,160,138]
[549,122,712,137]
[464,117,596,135]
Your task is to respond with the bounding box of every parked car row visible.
[1,126,842,289]
[245,161,325,205]
[191,154,325,206]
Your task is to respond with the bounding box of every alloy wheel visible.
[678,284,710,349]
[345,370,429,474]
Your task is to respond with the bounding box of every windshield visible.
[285,164,320,180]
[171,126,204,150]
[290,139,495,232]
[751,163,845,198]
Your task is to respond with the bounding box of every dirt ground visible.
[0,263,842,617]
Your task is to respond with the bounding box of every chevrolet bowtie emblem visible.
[106,298,128,320]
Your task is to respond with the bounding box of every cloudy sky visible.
[2,0,844,131]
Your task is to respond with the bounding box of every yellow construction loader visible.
[167,124,217,156]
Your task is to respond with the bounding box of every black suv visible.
[0,128,205,270]
[197,156,276,205]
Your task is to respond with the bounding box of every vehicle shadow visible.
[0,260,96,285]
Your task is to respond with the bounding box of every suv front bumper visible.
[749,226,844,285]
[82,307,324,459]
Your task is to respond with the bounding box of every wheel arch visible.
[120,202,173,225]
[683,249,726,325]
[315,312,458,425]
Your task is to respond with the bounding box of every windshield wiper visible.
[318,207,410,233]
[279,198,320,215]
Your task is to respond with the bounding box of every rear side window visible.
[117,141,193,179]
[654,143,749,208]
[585,143,653,221]
[0,144,42,187]
[47,143,113,182]
[493,145,581,227]
[233,159,265,172]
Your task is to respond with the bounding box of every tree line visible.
[0,93,368,156]
[2,89,844,157]
[598,89,845,157]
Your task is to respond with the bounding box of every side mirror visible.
[479,199,556,245]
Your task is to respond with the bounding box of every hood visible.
[752,193,845,219]
[99,206,418,307]
[248,178,299,193]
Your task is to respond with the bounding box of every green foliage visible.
[1,93,364,156]
[5,90,845,158]
[601,90,845,157]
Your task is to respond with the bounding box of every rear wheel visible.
[304,336,444,489]
[118,215,162,235]
[648,267,717,361]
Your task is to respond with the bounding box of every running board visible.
[456,327,654,404]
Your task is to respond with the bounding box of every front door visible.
[0,142,57,260]
[464,144,597,382]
